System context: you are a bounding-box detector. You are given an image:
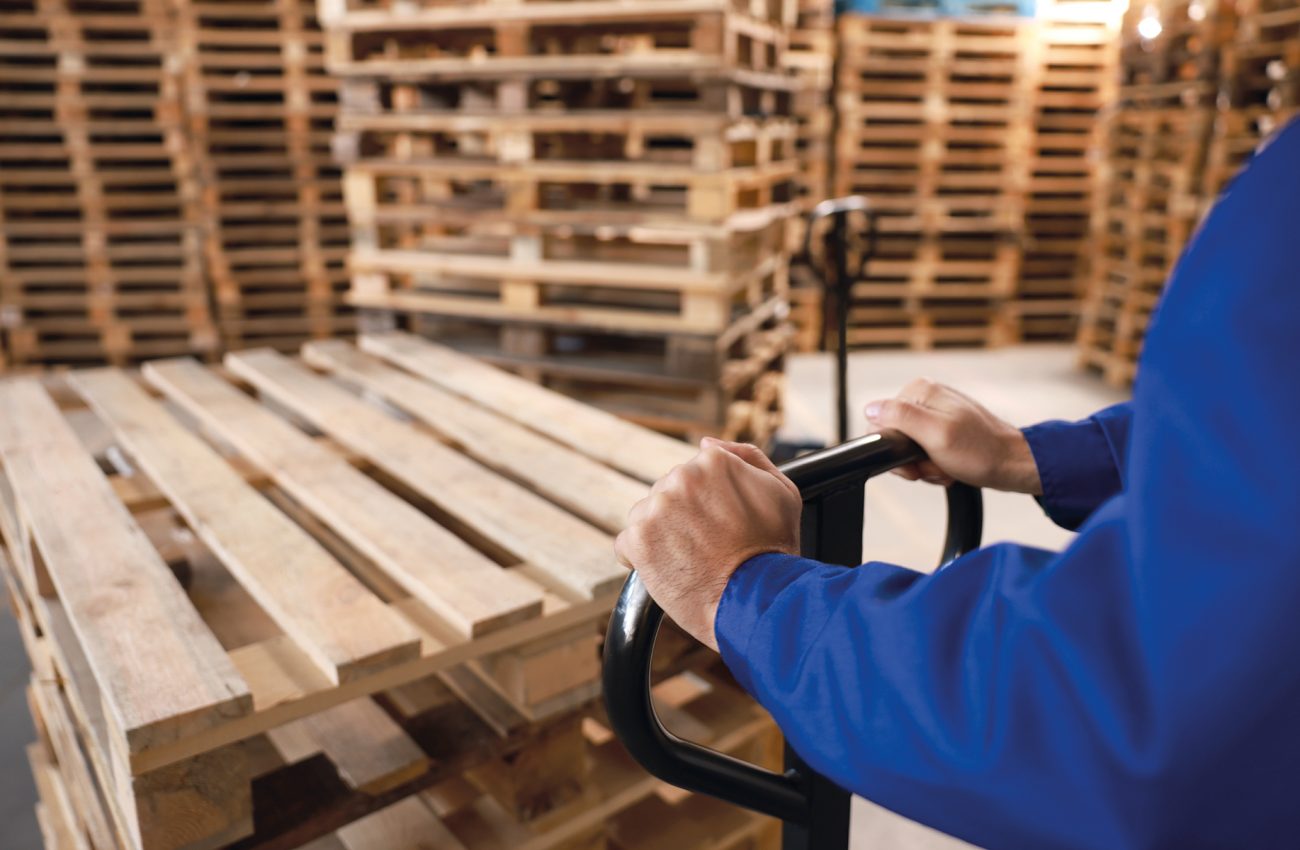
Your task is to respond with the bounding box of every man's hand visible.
[614,438,802,651]
[865,378,1042,495]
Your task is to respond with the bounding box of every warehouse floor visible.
[0,344,1126,850]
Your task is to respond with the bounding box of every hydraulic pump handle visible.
[601,430,984,826]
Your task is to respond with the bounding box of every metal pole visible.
[779,485,863,849]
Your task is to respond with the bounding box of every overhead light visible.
[1137,6,1163,40]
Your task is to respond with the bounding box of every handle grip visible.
[602,431,984,824]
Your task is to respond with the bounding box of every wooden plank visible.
[143,358,546,639]
[302,341,648,534]
[266,697,430,795]
[68,369,422,687]
[27,680,121,850]
[224,350,625,601]
[28,742,91,850]
[358,332,695,483]
[0,379,252,755]
[336,796,466,850]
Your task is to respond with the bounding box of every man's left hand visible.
[614,438,802,651]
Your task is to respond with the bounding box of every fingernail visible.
[864,402,882,421]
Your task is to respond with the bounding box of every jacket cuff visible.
[1022,419,1120,531]
[715,552,818,697]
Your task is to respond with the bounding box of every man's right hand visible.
[864,379,1042,495]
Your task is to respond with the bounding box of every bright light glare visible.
[1187,1,1206,21]
[1137,14,1163,39]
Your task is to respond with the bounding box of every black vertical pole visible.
[832,212,852,446]
[780,485,862,850]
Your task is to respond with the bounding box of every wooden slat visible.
[302,340,649,534]
[266,697,430,795]
[359,332,695,483]
[0,378,252,755]
[143,358,546,639]
[28,742,91,850]
[68,369,422,686]
[224,349,626,601]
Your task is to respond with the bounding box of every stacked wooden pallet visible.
[784,0,835,353]
[0,0,217,366]
[1006,0,1121,342]
[176,0,355,353]
[1204,0,1300,199]
[1077,0,1297,385]
[321,0,801,444]
[3,331,781,850]
[835,14,1035,349]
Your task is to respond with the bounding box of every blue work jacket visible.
[716,119,1300,849]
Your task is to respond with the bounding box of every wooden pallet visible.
[0,334,717,850]
[23,651,780,850]
[328,0,799,27]
[338,74,796,123]
[1076,106,1212,386]
[0,0,217,366]
[1012,0,1121,325]
[321,2,794,81]
[346,212,789,336]
[175,0,356,353]
[387,310,791,443]
[337,111,797,172]
[844,297,1015,350]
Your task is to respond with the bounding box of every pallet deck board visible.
[359,331,696,482]
[69,368,425,688]
[302,340,648,534]
[0,378,253,755]
[223,347,627,601]
[142,356,548,640]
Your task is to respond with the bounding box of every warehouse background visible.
[1,0,1297,846]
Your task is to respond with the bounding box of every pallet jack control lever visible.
[602,431,984,838]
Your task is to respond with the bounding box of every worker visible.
[614,117,1300,849]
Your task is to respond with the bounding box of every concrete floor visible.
[781,345,1128,850]
[0,344,1125,850]
[1,580,40,850]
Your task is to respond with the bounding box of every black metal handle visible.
[803,197,877,444]
[602,431,983,825]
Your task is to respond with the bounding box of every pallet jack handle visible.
[805,196,876,445]
[603,431,984,840]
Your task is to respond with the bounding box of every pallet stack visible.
[4,334,781,850]
[1204,0,1299,199]
[784,0,835,353]
[1077,0,1299,385]
[0,0,217,366]
[176,0,356,352]
[1006,0,1121,342]
[320,0,801,444]
[834,13,1035,349]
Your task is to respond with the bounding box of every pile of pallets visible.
[4,332,781,850]
[1077,0,1297,385]
[176,0,355,353]
[834,14,1034,349]
[784,0,835,353]
[0,0,217,366]
[323,0,801,443]
[1007,0,1121,342]
[1204,0,1299,198]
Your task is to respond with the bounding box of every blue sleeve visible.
[716,118,1300,850]
[1022,403,1133,530]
